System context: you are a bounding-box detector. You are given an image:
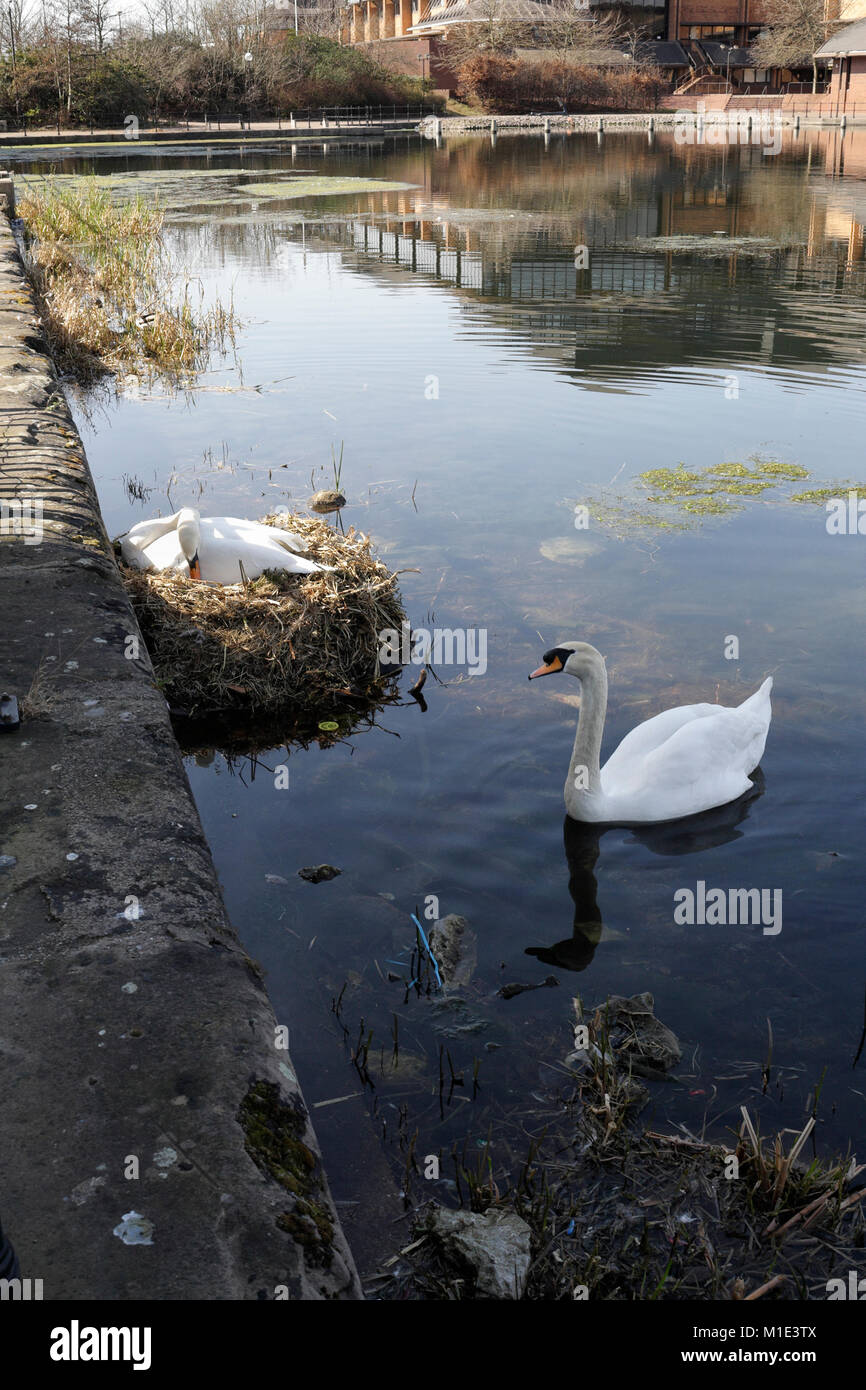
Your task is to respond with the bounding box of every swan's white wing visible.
[211,518,309,553]
[601,701,722,782]
[120,534,151,568]
[142,529,190,575]
[122,511,184,551]
[267,529,309,554]
[602,696,771,821]
[195,518,327,583]
[602,678,773,786]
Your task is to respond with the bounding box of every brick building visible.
[816,18,866,109]
[665,0,767,49]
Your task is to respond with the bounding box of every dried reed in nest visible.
[119,512,405,721]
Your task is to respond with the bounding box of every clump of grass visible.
[735,1107,866,1237]
[16,178,238,385]
[118,511,405,721]
[380,998,866,1301]
[20,656,58,719]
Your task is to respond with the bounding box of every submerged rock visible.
[298,864,341,883]
[539,535,605,565]
[574,991,681,1077]
[426,1207,531,1299]
[428,993,490,1037]
[310,489,346,513]
[428,914,477,990]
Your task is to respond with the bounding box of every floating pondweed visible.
[574,457,854,535]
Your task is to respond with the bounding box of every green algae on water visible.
[18,169,416,215]
[238,176,415,200]
[574,456,853,538]
[790,483,866,503]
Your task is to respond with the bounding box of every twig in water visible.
[411,912,443,990]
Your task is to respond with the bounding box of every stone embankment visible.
[420,108,849,137]
[0,197,361,1300]
[420,112,680,135]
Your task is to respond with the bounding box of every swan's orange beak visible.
[528,655,563,680]
[189,554,202,581]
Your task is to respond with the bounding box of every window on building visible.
[683,24,737,41]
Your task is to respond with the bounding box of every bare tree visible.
[77,0,113,50]
[6,0,36,50]
[263,0,341,39]
[538,0,624,62]
[439,0,528,64]
[750,0,829,93]
[59,0,82,113]
[35,0,65,115]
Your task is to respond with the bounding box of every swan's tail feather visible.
[271,532,310,555]
[738,676,773,714]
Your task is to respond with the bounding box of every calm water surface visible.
[14,129,866,1250]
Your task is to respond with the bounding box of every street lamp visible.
[243,50,253,129]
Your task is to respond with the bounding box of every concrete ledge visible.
[0,212,361,1299]
[420,110,857,135]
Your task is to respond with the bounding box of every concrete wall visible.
[0,209,361,1300]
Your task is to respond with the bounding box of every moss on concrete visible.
[239,1079,336,1267]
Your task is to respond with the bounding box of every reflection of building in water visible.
[290,137,866,384]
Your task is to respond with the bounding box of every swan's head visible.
[175,508,202,580]
[529,641,602,681]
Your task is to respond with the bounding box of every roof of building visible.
[816,18,866,56]
[512,43,629,65]
[699,41,754,66]
[407,0,591,32]
[636,39,690,68]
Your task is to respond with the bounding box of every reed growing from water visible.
[16,179,237,385]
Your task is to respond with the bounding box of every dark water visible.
[15,130,866,1243]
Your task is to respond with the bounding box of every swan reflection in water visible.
[525,771,766,975]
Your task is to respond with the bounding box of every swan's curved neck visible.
[176,510,201,563]
[567,657,607,803]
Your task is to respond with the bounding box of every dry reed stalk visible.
[17,179,237,384]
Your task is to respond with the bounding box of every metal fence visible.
[199,104,438,130]
[282,103,438,125]
[0,103,439,138]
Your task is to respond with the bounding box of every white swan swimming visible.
[119,508,328,584]
[529,641,772,824]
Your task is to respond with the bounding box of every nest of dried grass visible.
[119,512,405,721]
